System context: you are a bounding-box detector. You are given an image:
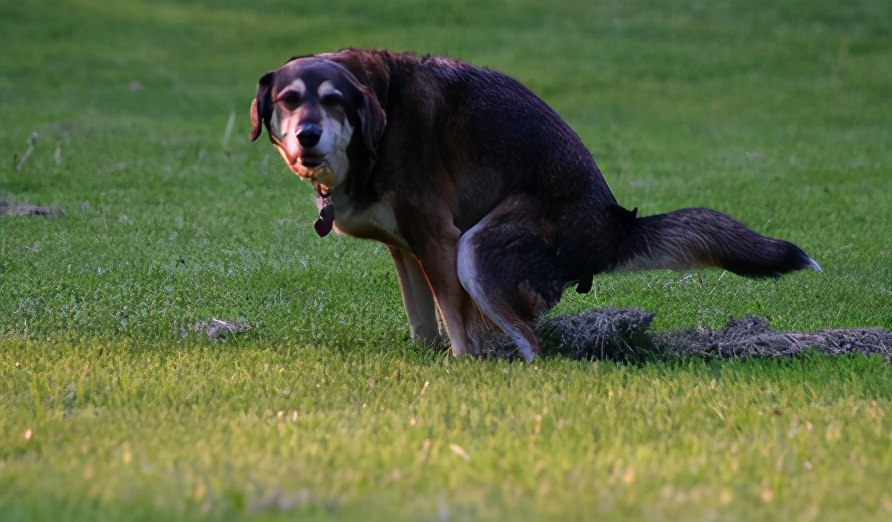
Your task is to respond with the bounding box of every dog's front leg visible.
[413,231,482,357]
[389,246,443,341]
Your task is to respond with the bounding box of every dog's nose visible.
[297,125,322,148]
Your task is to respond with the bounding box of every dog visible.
[250,49,820,361]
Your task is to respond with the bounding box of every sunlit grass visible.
[3,338,891,521]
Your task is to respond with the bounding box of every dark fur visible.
[251,49,819,360]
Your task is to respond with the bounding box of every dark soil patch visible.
[0,199,65,218]
[485,307,892,361]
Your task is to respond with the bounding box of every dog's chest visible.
[330,192,406,248]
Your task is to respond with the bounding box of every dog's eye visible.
[320,92,343,106]
[279,91,302,110]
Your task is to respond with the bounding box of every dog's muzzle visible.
[297,154,326,169]
[295,124,325,168]
[297,124,322,148]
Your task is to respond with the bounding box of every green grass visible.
[1,0,891,520]
[2,342,892,521]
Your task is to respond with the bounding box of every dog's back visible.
[327,51,618,223]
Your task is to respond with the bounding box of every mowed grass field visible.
[2,0,891,520]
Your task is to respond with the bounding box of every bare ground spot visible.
[484,308,892,361]
[0,199,65,218]
[191,318,251,341]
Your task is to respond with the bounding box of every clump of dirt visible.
[653,315,892,360]
[538,307,657,360]
[480,307,656,360]
[192,318,251,341]
[485,307,892,361]
[0,199,65,218]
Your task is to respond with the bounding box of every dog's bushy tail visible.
[610,206,821,277]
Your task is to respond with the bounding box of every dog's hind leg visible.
[457,205,565,361]
[389,246,443,340]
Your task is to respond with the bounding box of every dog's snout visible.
[297,124,323,148]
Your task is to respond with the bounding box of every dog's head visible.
[250,56,386,188]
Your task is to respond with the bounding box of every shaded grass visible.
[1,0,891,520]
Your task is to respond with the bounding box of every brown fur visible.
[250,49,820,360]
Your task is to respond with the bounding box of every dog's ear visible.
[357,86,386,158]
[249,71,274,142]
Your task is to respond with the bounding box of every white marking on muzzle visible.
[314,118,353,187]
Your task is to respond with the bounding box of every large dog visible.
[250,49,820,360]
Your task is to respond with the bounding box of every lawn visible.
[1,0,891,520]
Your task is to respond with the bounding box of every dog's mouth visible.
[298,154,326,169]
[290,154,336,185]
